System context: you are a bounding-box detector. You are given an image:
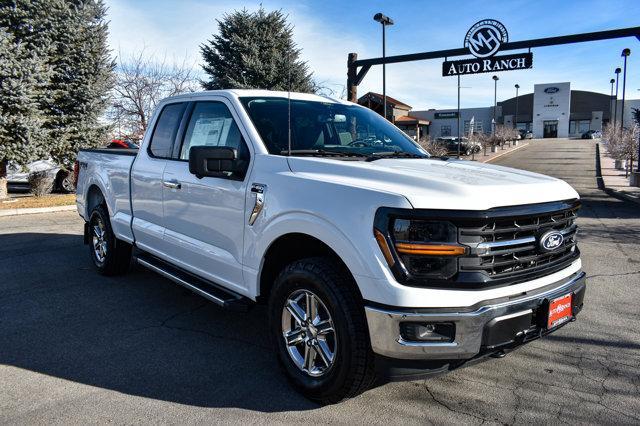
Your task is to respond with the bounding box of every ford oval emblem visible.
[540,230,564,252]
[544,87,560,94]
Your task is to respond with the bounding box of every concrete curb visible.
[0,204,76,217]
[482,142,530,163]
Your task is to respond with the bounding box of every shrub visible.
[418,136,448,157]
[28,170,54,196]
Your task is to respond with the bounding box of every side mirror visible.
[188,146,245,179]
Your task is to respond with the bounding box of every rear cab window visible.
[148,102,186,158]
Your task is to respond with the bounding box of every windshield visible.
[239,97,428,158]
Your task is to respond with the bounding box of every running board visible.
[136,254,251,312]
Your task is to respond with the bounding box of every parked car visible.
[581,130,601,139]
[7,159,75,193]
[8,140,139,194]
[519,129,533,139]
[107,138,139,149]
[76,90,585,404]
[435,136,481,156]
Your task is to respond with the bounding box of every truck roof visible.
[163,89,351,105]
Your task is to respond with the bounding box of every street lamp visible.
[492,75,499,135]
[373,13,394,121]
[613,67,621,125]
[620,48,630,132]
[609,78,615,125]
[514,84,520,130]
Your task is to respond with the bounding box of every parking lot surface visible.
[1,139,639,424]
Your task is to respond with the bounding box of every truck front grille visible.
[457,202,580,285]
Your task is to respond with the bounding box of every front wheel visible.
[269,257,375,404]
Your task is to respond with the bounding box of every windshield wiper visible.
[364,151,429,162]
[281,149,362,158]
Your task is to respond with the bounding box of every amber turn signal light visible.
[394,243,466,256]
[374,229,396,266]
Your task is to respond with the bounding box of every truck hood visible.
[287,157,579,210]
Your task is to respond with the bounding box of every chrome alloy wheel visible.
[281,289,336,377]
[92,217,107,263]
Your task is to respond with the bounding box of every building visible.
[409,107,499,138]
[409,82,640,139]
[358,92,430,140]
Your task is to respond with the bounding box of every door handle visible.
[162,180,181,190]
[249,183,266,225]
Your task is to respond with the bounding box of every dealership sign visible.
[434,112,459,119]
[442,19,533,76]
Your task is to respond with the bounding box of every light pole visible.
[492,75,499,135]
[455,78,472,158]
[514,84,520,130]
[373,13,394,121]
[609,78,615,125]
[614,67,621,125]
[620,48,630,132]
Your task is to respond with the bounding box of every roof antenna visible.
[287,50,292,156]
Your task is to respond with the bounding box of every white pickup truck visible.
[76,90,586,404]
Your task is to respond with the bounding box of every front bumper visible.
[365,270,586,360]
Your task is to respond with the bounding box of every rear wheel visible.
[269,257,375,404]
[88,204,131,275]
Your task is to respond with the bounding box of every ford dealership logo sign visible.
[544,87,560,93]
[464,19,509,58]
[540,230,564,252]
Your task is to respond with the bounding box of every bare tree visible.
[603,123,639,174]
[470,132,494,156]
[109,49,199,139]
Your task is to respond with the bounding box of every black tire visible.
[465,148,472,156]
[88,204,131,276]
[269,257,375,404]
[56,170,75,194]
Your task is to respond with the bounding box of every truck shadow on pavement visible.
[0,233,319,411]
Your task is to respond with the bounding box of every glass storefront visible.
[569,120,591,134]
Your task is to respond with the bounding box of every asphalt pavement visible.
[1,138,639,424]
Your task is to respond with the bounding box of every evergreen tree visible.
[0,0,114,174]
[0,29,47,198]
[200,8,315,92]
[42,0,115,169]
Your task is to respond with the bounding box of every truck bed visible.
[76,148,137,243]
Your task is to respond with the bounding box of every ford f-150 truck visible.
[76,90,585,404]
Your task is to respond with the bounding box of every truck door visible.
[161,99,252,294]
[130,101,187,257]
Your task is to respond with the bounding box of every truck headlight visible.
[374,211,467,283]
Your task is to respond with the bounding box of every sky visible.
[105,0,640,110]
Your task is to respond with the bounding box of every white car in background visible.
[7,160,75,193]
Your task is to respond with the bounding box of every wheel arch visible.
[258,232,363,304]
[86,183,107,218]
